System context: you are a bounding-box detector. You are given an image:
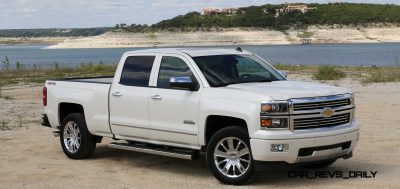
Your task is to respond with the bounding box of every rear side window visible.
[120,56,155,87]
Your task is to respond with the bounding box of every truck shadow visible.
[92,145,387,186]
[92,145,211,178]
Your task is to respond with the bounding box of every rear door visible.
[109,54,158,140]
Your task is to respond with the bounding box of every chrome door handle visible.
[112,91,122,97]
[151,95,162,100]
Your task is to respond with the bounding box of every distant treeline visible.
[153,3,400,30]
[0,27,113,38]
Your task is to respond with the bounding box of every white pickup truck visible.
[42,48,358,185]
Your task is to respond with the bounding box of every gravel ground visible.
[0,77,399,188]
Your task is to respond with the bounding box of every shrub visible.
[0,120,10,130]
[2,56,11,71]
[313,65,346,80]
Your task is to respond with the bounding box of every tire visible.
[206,126,256,185]
[60,113,96,159]
[301,159,336,169]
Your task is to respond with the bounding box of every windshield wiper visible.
[213,79,273,87]
[213,81,245,87]
[255,78,272,82]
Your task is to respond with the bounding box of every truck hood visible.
[225,80,352,100]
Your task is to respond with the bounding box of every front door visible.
[149,54,201,145]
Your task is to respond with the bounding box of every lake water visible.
[0,43,399,69]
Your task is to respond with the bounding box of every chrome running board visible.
[108,142,198,160]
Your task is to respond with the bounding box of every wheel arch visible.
[203,115,248,148]
[58,102,85,126]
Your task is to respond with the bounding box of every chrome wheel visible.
[213,137,251,178]
[63,121,81,153]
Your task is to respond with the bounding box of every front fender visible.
[198,98,261,145]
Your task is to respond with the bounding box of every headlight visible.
[260,101,289,129]
[261,102,288,113]
[350,93,356,122]
[260,117,288,129]
[350,93,355,105]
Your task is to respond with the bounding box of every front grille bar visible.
[288,94,354,130]
[293,113,350,130]
[293,99,351,111]
[294,117,349,127]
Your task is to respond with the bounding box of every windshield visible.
[193,54,286,87]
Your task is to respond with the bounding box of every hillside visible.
[3,3,400,46]
[2,3,400,38]
[152,3,400,30]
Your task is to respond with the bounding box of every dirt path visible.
[1,78,399,188]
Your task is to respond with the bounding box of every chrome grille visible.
[293,99,351,111]
[293,113,350,130]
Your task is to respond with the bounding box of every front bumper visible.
[250,128,359,164]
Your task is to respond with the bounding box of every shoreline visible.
[1,26,400,49]
[0,41,395,49]
[46,26,400,49]
[0,37,68,46]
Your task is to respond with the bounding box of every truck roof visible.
[123,48,251,57]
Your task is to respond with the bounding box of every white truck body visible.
[43,48,359,184]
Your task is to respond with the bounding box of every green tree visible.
[147,3,400,30]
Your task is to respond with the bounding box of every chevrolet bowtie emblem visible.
[321,108,334,118]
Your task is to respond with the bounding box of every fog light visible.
[271,144,289,152]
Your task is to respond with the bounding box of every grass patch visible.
[1,60,399,88]
[0,62,117,86]
[3,96,13,100]
[272,63,318,76]
[312,65,346,80]
[297,31,314,38]
[0,119,27,130]
[362,66,400,84]
[268,63,400,84]
[273,63,308,71]
[0,84,13,100]
[0,120,11,130]
[16,115,28,129]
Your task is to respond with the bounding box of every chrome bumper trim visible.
[296,147,350,163]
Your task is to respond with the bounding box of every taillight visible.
[43,86,47,106]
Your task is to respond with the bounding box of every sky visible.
[0,0,398,29]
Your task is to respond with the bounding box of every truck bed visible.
[45,76,113,136]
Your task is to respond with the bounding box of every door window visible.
[120,56,155,87]
[157,56,194,89]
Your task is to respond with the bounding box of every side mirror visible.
[169,77,198,91]
[278,70,287,78]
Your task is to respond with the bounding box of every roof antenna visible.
[235,46,242,52]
